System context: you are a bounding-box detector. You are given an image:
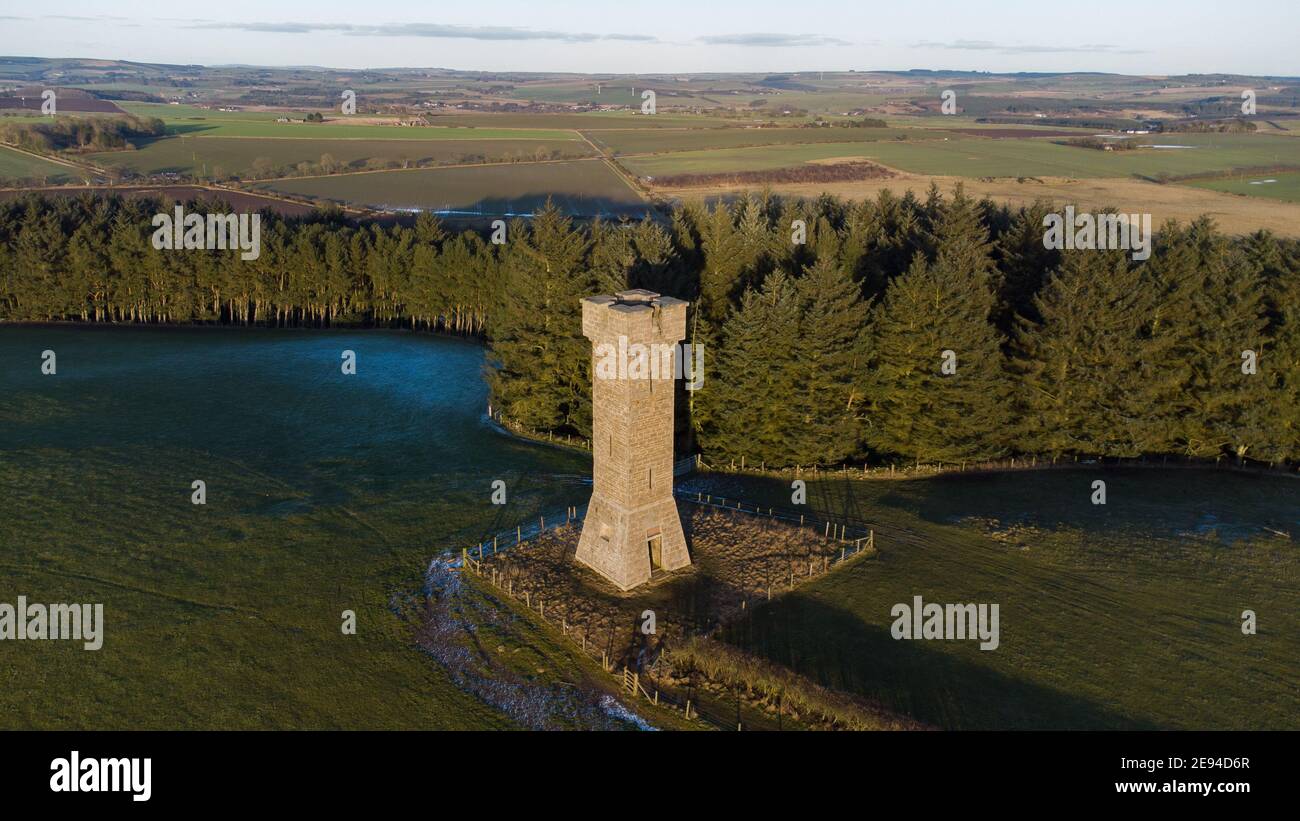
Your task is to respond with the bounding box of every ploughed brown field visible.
[0,95,123,113]
[651,160,894,188]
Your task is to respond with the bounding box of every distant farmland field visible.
[425,111,745,129]
[163,120,582,141]
[255,160,647,216]
[1182,171,1300,203]
[585,126,946,155]
[0,145,77,183]
[86,136,596,177]
[624,133,1300,180]
[118,102,581,141]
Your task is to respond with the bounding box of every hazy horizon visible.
[2,0,1297,76]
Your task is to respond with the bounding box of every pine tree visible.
[696,270,802,464]
[486,202,593,433]
[994,199,1060,330]
[787,258,870,465]
[1143,219,1270,458]
[1263,267,1300,462]
[587,219,636,294]
[692,201,747,324]
[1013,247,1161,457]
[865,208,1012,463]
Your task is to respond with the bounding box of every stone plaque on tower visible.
[576,289,691,590]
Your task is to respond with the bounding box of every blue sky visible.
[2,0,1296,75]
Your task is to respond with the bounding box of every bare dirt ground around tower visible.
[471,501,921,729]
[479,501,863,663]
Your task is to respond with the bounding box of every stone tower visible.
[576,289,691,590]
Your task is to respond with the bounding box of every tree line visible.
[1,188,1296,466]
[0,115,165,154]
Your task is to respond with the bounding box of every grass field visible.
[708,468,1299,730]
[86,136,596,177]
[0,145,78,183]
[0,327,707,730]
[256,159,647,215]
[4,325,1295,730]
[585,126,948,155]
[427,111,749,129]
[623,133,1300,180]
[118,102,581,141]
[1182,170,1300,203]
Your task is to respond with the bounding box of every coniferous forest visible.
[2,188,1297,467]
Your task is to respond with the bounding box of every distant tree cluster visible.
[804,117,889,129]
[2,188,1298,466]
[1162,118,1257,133]
[1061,137,1143,151]
[0,115,165,154]
[0,194,497,333]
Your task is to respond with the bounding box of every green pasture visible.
[713,468,1299,730]
[0,145,77,183]
[1182,170,1300,203]
[622,133,1300,180]
[585,126,948,156]
[85,136,595,178]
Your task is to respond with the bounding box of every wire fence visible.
[424,446,942,728]
[700,450,1300,481]
[435,456,884,729]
